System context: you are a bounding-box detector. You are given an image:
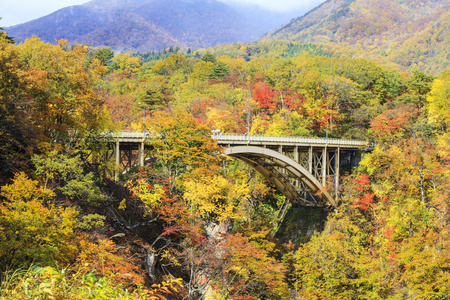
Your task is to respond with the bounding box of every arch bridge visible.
[110,132,369,208]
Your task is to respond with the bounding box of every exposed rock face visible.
[144,249,157,279]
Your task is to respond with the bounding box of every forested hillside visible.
[263,0,450,74]
[0,31,449,299]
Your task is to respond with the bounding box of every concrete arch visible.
[225,146,337,208]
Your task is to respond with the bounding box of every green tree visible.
[201,52,216,63]
[94,47,114,66]
[399,71,434,109]
[208,61,230,81]
[32,151,104,205]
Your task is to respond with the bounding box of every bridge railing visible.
[213,133,368,147]
[116,131,145,138]
[114,131,368,147]
[114,131,157,139]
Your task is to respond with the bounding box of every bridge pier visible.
[111,132,150,181]
[308,147,313,174]
[115,141,120,181]
[113,141,147,181]
[335,147,340,201]
[322,147,327,187]
[139,142,145,167]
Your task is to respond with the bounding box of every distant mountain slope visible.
[6,0,298,52]
[263,0,450,74]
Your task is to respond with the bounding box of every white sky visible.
[221,0,323,12]
[1,0,325,27]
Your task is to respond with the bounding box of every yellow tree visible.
[147,110,223,189]
[182,168,249,221]
[0,173,78,271]
[111,53,141,75]
[427,74,450,136]
[16,38,108,146]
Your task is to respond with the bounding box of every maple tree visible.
[369,105,416,144]
[253,81,278,113]
[218,233,289,300]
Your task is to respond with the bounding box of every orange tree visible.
[16,37,108,147]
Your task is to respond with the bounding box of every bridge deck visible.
[115,131,368,149]
[214,133,368,149]
[111,131,368,206]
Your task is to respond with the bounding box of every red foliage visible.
[234,296,258,300]
[353,174,371,192]
[249,72,266,86]
[223,70,241,86]
[284,93,306,112]
[357,192,375,210]
[253,82,278,112]
[187,98,211,123]
[370,106,416,139]
[351,174,376,210]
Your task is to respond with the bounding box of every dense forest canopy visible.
[0,31,449,299]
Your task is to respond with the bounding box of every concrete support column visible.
[115,141,120,182]
[128,146,132,170]
[322,147,327,187]
[139,141,145,167]
[335,147,340,201]
[294,146,299,187]
[278,145,284,176]
[294,146,299,163]
[308,147,313,174]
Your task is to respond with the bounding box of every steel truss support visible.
[225,144,345,207]
[225,146,337,208]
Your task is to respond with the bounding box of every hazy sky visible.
[1,0,325,27]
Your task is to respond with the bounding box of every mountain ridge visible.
[262,0,450,74]
[6,0,301,52]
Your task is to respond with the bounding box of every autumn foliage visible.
[1,32,450,299]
